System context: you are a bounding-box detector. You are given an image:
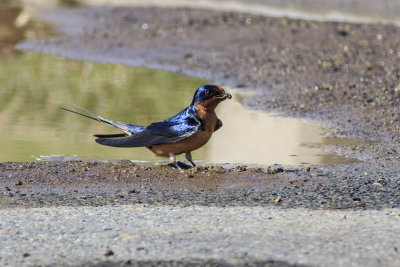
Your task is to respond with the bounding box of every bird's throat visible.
[195,99,219,118]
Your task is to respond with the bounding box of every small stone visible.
[18,165,27,170]
[302,166,311,172]
[104,248,114,256]
[265,168,284,174]
[22,253,30,258]
[233,165,247,172]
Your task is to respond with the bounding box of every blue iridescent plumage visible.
[95,106,202,147]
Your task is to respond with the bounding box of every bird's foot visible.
[167,161,192,170]
[185,152,196,168]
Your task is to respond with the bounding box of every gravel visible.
[1,205,399,266]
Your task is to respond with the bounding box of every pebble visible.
[104,248,114,256]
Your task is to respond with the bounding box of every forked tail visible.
[60,103,145,136]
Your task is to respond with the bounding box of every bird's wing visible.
[95,109,201,147]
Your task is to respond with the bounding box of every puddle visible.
[0,3,362,167]
[206,89,356,166]
[0,53,357,166]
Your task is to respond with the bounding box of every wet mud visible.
[1,160,399,209]
[3,6,400,210]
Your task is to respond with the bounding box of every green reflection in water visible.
[0,51,209,162]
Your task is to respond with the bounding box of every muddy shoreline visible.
[1,5,399,210]
[2,159,399,210]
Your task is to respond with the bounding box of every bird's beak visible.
[217,91,232,100]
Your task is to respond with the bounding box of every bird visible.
[61,85,232,169]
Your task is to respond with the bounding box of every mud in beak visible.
[216,91,232,100]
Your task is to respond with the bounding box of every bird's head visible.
[191,85,232,111]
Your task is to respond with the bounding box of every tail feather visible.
[60,104,141,135]
[93,133,127,138]
[60,107,110,125]
[70,103,113,125]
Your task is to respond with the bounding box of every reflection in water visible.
[0,5,27,58]
[209,91,351,166]
[0,3,358,166]
[0,5,55,58]
[0,52,209,162]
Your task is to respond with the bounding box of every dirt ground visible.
[0,157,399,210]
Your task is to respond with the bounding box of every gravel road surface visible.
[1,205,399,266]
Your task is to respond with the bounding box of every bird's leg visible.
[169,153,181,170]
[185,152,196,167]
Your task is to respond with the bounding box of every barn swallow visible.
[61,85,232,169]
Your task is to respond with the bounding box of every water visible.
[0,4,360,166]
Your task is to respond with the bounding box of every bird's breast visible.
[149,112,218,157]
